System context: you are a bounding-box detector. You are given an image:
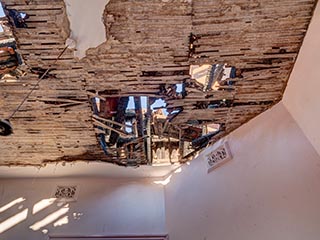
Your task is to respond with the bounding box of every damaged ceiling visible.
[0,0,317,167]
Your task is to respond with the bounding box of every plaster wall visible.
[0,162,178,179]
[0,178,166,240]
[283,1,320,156]
[64,0,109,58]
[164,103,320,240]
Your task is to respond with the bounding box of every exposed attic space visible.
[0,0,317,167]
[0,3,25,82]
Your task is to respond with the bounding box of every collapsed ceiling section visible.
[0,0,316,167]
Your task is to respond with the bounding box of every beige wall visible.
[283,1,320,156]
[1,102,320,240]
[164,103,320,240]
[0,178,166,240]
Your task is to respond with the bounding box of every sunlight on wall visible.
[0,208,28,234]
[53,215,69,227]
[154,175,172,186]
[72,212,83,220]
[0,197,26,213]
[29,204,69,231]
[32,198,56,215]
[0,197,74,235]
[154,166,183,186]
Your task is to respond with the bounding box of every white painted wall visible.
[0,178,166,240]
[64,0,109,59]
[283,1,320,156]
[165,103,320,240]
[0,162,178,179]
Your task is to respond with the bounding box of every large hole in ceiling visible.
[0,0,316,168]
[88,63,238,166]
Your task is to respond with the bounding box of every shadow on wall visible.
[0,196,82,236]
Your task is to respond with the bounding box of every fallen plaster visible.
[64,0,110,59]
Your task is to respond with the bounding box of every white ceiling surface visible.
[64,0,109,59]
[0,162,179,178]
[283,1,320,156]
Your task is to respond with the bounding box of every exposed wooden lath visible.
[0,0,316,166]
[0,0,102,166]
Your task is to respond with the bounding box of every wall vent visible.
[206,141,232,172]
[53,185,79,202]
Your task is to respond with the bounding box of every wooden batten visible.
[0,0,316,166]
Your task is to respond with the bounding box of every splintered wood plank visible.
[0,0,316,166]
